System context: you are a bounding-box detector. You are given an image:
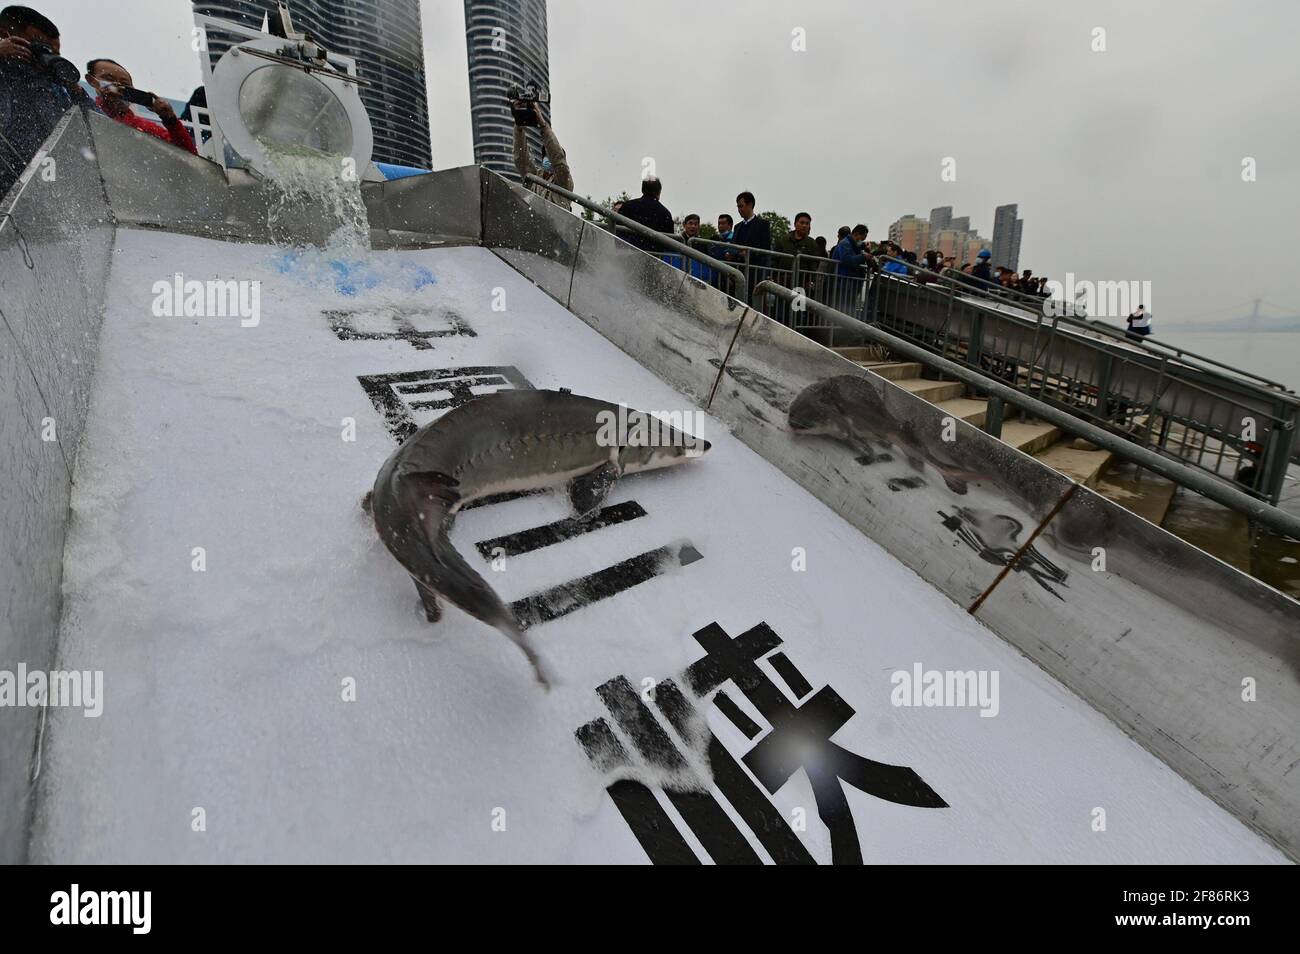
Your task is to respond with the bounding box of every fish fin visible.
[403,470,461,505]
[942,474,969,495]
[568,461,621,520]
[414,579,442,622]
[360,490,373,513]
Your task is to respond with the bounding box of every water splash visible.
[255,138,370,250]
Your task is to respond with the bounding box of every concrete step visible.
[857,361,923,381]
[894,377,966,404]
[1093,464,1179,527]
[1032,439,1114,487]
[935,397,988,427]
[1000,420,1062,456]
[832,346,890,363]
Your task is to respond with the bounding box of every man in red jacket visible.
[85,58,196,155]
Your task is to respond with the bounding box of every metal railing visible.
[755,280,1300,540]
[925,261,1291,392]
[761,253,1300,505]
[516,181,1298,509]
[523,175,747,301]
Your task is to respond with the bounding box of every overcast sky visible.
[40,0,1300,328]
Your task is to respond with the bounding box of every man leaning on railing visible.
[674,213,715,283]
[512,97,572,211]
[773,211,823,295]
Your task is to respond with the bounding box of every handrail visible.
[522,175,747,301]
[885,257,1294,395]
[794,251,1298,434]
[754,279,1300,541]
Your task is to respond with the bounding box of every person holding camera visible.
[511,95,572,210]
[0,5,87,199]
[85,59,196,155]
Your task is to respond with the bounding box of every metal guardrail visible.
[522,175,747,301]
[758,252,1300,505]
[863,264,1299,505]
[755,280,1300,540]
[920,259,1292,393]
[512,181,1297,510]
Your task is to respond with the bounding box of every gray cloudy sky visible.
[41,0,1300,328]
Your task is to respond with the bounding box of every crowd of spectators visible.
[598,172,1058,316]
[5,0,1055,326]
[1,5,198,200]
[534,150,1057,314]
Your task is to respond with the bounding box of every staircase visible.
[838,348,1179,525]
[835,346,1300,597]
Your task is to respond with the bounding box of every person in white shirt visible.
[1126,305,1153,340]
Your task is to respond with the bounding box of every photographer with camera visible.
[0,5,87,199]
[510,87,571,211]
[85,59,197,155]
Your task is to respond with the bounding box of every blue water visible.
[273,252,437,298]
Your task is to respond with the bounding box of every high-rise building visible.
[949,215,970,235]
[992,203,1024,271]
[931,229,968,263]
[930,228,992,266]
[463,0,552,182]
[929,206,952,233]
[193,1,433,169]
[888,215,930,255]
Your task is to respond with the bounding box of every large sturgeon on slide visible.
[368,389,710,689]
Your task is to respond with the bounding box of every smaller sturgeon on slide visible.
[788,375,983,494]
[368,389,710,688]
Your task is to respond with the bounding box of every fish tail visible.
[427,529,558,689]
[498,617,558,691]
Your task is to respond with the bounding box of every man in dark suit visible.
[728,191,770,278]
[615,176,674,252]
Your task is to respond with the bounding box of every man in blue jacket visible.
[830,224,870,317]
[970,247,995,288]
[673,212,715,284]
[881,242,910,275]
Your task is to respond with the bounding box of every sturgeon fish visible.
[788,375,983,494]
[368,389,710,688]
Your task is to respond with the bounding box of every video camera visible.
[508,83,550,126]
[29,41,79,87]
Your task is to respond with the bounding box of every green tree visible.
[761,211,792,245]
[698,222,720,240]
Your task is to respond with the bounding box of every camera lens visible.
[31,44,80,86]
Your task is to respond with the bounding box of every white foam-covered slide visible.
[29,231,1283,863]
